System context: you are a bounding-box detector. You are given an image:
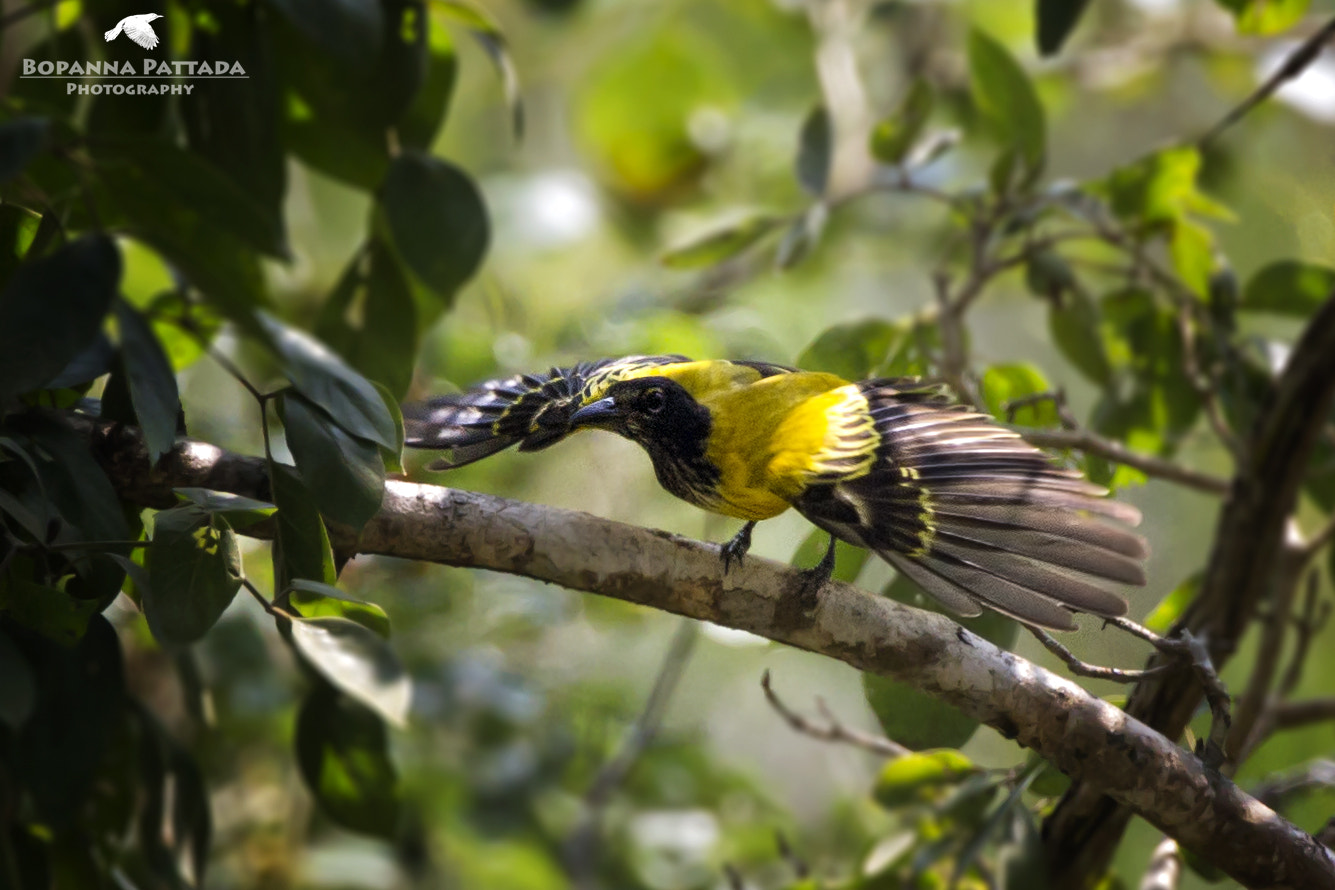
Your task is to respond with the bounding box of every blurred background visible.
[13,0,1335,886]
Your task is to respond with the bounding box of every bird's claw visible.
[719,522,756,575]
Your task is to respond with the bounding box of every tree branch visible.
[68,413,1335,889]
[1045,290,1335,882]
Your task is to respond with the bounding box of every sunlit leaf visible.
[145,505,243,645]
[873,749,978,809]
[1214,0,1311,35]
[981,363,1058,427]
[172,488,277,530]
[1145,572,1200,634]
[289,616,411,727]
[286,579,391,638]
[433,0,523,140]
[1242,260,1335,317]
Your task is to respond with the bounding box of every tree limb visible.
[1045,291,1335,882]
[70,413,1335,889]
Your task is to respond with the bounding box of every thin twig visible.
[760,670,909,758]
[1199,16,1335,147]
[239,576,276,616]
[1269,698,1335,732]
[1021,428,1230,495]
[1027,625,1171,683]
[1176,306,1241,457]
[563,621,699,887]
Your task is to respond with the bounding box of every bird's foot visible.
[796,535,838,610]
[719,521,757,574]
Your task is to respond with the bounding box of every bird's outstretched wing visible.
[792,381,1146,630]
[403,355,692,469]
[123,18,160,50]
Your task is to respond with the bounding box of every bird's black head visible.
[569,377,709,447]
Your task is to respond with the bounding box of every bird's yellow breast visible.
[693,371,852,521]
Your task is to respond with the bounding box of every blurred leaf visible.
[287,579,391,638]
[172,488,277,529]
[12,615,124,827]
[0,203,42,285]
[1036,0,1093,56]
[870,79,933,166]
[0,234,120,400]
[981,363,1057,427]
[434,0,524,140]
[661,215,782,269]
[115,302,180,463]
[373,382,406,475]
[269,0,383,64]
[379,151,490,303]
[775,203,828,270]
[0,117,49,182]
[1214,0,1311,35]
[798,319,898,381]
[1170,218,1215,298]
[796,104,832,196]
[863,670,980,753]
[279,391,385,532]
[1024,753,1071,797]
[1242,260,1335,317]
[968,28,1046,177]
[1048,288,1113,386]
[145,505,243,645]
[45,331,115,391]
[1024,249,1077,302]
[873,749,978,809]
[257,310,398,450]
[315,239,419,399]
[182,1,287,246]
[399,14,459,150]
[952,768,1039,885]
[1145,572,1200,634]
[998,796,1050,890]
[289,616,411,727]
[296,683,401,838]
[2,578,101,647]
[270,463,338,589]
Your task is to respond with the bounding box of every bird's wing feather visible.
[123,18,159,50]
[794,381,1146,630]
[402,355,691,468]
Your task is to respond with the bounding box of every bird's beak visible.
[569,397,619,428]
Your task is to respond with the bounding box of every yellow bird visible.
[403,356,1147,630]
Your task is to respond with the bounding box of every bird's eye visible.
[642,388,666,414]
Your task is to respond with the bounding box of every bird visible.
[402,356,1147,631]
[104,13,163,51]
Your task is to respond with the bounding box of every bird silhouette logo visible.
[104,13,163,51]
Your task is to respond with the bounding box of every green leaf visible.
[172,488,277,530]
[1242,260,1335,317]
[795,104,832,196]
[1170,218,1215,299]
[372,382,406,475]
[1214,0,1311,35]
[951,766,1040,886]
[1025,752,1072,798]
[289,616,411,727]
[295,683,401,838]
[1036,0,1093,56]
[870,79,933,166]
[775,203,828,270]
[863,671,980,753]
[378,151,490,303]
[1048,288,1113,386]
[1145,572,1200,634]
[981,363,1057,427]
[144,505,243,645]
[1104,145,1232,228]
[115,302,180,463]
[270,463,338,589]
[257,311,398,450]
[968,28,1046,178]
[314,239,419,399]
[797,319,899,381]
[0,234,120,399]
[279,392,385,531]
[660,215,782,269]
[872,749,978,809]
[0,117,49,182]
[1,577,101,647]
[434,0,523,140]
[399,14,459,150]
[286,579,391,638]
[791,532,866,584]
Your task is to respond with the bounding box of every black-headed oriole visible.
[403,356,1147,631]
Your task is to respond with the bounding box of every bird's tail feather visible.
[800,383,1146,631]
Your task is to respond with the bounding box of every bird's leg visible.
[797,534,838,607]
[720,521,757,574]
